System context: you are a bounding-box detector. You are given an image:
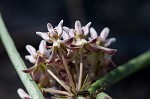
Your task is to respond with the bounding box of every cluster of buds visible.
[22,20,117,98]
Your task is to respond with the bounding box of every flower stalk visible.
[42,88,71,96]
[46,68,71,93]
[59,49,76,93]
[78,47,83,91]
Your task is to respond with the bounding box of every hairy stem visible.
[0,14,45,99]
[88,50,150,94]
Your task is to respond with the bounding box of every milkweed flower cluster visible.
[22,20,117,98]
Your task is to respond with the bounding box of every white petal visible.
[63,26,70,33]
[17,88,31,99]
[88,37,92,41]
[105,38,116,47]
[100,46,117,55]
[39,40,47,56]
[90,27,98,39]
[75,20,81,33]
[47,23,54,33]
[26,45,37,58]
[56,20,63,35]
[36,32,50,41]
[100,27,110,41]
[69,29,75,37]
[25,55,36,63]
[62,31,69,40]
[83,22,91,35]
[44,49,51,58]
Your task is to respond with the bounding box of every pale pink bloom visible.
[25,40,50,63]
[90,27,116,47]
[17,88,31,99]
[62,27,74,40]
[36,20,63,43]
[75,20,91,36]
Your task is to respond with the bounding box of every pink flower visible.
[24,20,117,98]
[90,27,116,47]
[17,88,31,99]
[36,20,63,43]
[25,40,50,64]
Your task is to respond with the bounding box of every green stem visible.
[88,50,150,94]
[0,14,45,99]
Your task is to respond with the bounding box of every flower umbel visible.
[22,20,117,98]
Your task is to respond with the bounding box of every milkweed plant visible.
[18,20,117,99]
[1,15,150,99]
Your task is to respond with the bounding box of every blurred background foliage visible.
[0,0,150,99]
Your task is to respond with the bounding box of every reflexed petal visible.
[39,40,47,56]
[62,38,73,45]
[100,46,117,55]
[17,88,31,99]
[48,49,57,63]
[70,44,80,47]
[83,22,91,35]
[36,56,46,65]
[88,38,97,44]
[66,46,79,51]
[36,32,50,41]
[105,38,116,47]
[33,67,44,83]
[100,27,109,41]
[48,58,62,66]
[26,45,37,58]
[25,55,36,63]
[85,44,117,55]
[22,66,35,73]
[90,27,98,39]
[85,44,101,52]
[56,20,63,35]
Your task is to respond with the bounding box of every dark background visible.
[0,0,150,99]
